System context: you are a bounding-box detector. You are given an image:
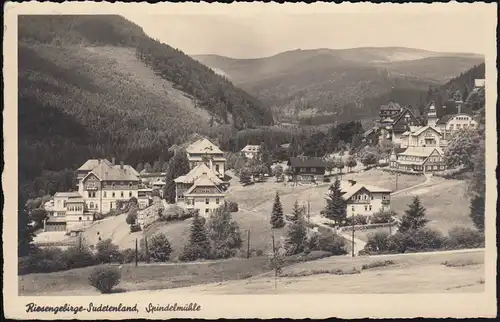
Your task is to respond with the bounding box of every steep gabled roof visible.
[184,174,224,195]
[327,182,392,201]
[174,163,222,184]
[288,157,326,168]
[398,147,443,158]
[77,159,112,171]
[84,162,140,182]
[392,107,421,126]
[241,145,261,153]
[411,125,442,137]
[186,138,223,154]
[54,192,82,198]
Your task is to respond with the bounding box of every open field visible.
[390,177,473,234]
[20,249,484,295]
[19,256,272,296]
[125,249,485,295]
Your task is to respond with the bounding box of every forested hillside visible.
[18,15,272,200]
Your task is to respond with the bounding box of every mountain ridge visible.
[194,47,484,123]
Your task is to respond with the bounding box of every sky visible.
[122,3,491,59]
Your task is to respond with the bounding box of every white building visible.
[400,125,444,149]
[241,145,261,159]
[435,113,478,140]
[186,138,226,178]
[326,180,392,217]
[47,158,140,232]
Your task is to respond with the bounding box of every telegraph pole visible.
[395,171,399,191]
[135,238,138,267]
[307,196,311,225]
[351,213,355,257]
[247,230,251,259]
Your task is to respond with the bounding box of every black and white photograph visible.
[3,2,497,319]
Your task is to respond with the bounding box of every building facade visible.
[48,158,140,232]
[287,157,326,183]
[183,174,226,217]
[436,113,478,140]
[400,125,444,149]
[241,145,261,159]
[391,147,446,173]
[326,180,392,217]
[186,138,226,178]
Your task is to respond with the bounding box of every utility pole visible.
[135,238,138,267]
[351,213,355,257]
[247,230,251,259]
[307,196,311,225]
[395,172,399,191]
[271,230,276,254]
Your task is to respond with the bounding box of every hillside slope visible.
[195,48,484,123]
[18,15,272,200]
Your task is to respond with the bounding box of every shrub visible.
[130,224,142,233]
[387,228,445,253]
[445,227,485,249]
[95,239,122,264]
[371,210,396,224]
[62,246,97,269]
[323,177,331,183]
[353,214,368,225]
[18,247,67,274]
[148,233,172,262]
[361,260,395,270]
[120,248,136,263]
[88,266,121,294]
[225,200,239,212]
[363,231,390,254]
[314,232,347,255]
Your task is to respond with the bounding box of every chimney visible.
[112,157,116,165]
[120,161,124,170]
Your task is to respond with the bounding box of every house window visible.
[205,208,209,214]
[103,192,107,198]
[215,165,220,173]
[369,205,372,211]
[129,191,132,197]
[300,168,306,172]
[351,206,355,212]
[90,202,94,209]
[121,191,124,198]
[311,168,316,173]
[216,198,220,205]
[129,183,133,188]
[364,205,368,211]
[371,196,374,200]
[79,217,82,221]
[206,198,209,205]
[112,192,116,198]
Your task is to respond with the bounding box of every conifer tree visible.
[270,192,285,229]
[206,204,242,259]
[470,196,485,232]
[180,211,211,261]
[136,162,144,173]
[18,195,36,257]
[285,201,307,255]
[324,177,347,223]
[399,196,429,233]
[163,151,191,203]
[239,167,252,185]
